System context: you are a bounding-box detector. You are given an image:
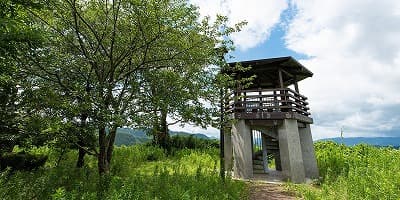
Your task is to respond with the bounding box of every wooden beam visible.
[294,82,299,93]
[278,69,284,88]
[280,68,294,78]
[294,75,299,93]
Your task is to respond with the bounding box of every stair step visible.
[253,164,264,170]
[253,160,263,165]
[256,155,264,160]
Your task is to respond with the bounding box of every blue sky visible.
[229,24,306,62]
[229,7,307,62]
[170,0,400,140]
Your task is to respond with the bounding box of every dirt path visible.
[249,182,298,200]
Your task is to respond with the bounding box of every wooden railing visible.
[226,88,310,116]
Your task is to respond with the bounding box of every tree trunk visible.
[106,126,117,164]
[158,109,169,149]
[219,88,225,180]
[98,126,109,174]
[76,114,88,168]
[76,146,86,168]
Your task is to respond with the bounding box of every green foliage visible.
[168,135,219,150]
[18,0,242,173]
[0,152,48,171]
[289,141,400,200]
[0,145,247,199]
[0,0,45,153]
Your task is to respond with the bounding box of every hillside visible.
[318,137,400,148]
[115,128,215,146]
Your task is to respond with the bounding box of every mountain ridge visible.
[114,128,216,146]
[317,137,400,147]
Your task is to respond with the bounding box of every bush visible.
[0,152,48,171]
[289,141,400,200]
[168,135,219,150]
[0,146,247,200]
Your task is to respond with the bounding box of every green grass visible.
[0,145,247,200]
[288,141,400,200]
[6,140,398,199]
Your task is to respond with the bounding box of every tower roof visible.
[226,56,313,88]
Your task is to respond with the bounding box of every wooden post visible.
[278,69,284,88]
[278,69,286,112]
[243,91,247,112]
[273,90,278,111]
[259,89,262,112]
[294,77,300,113]
[294,81,299,93]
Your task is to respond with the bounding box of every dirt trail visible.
[249,182,298,200]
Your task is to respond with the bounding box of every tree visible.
[28,0,234,174]
[134,15,245,150]
[136,46,219,149]
[0,0,44,154]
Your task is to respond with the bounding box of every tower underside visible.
[224,118,319,183]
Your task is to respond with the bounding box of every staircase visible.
[252,134,279,174]
[253,154,266,174]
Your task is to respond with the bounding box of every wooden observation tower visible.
[223,56,319,183]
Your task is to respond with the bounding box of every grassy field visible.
[0,145,247,200]
[2,141,400,199]
[288,141,400,200]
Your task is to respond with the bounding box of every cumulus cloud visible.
[181,0,400,139]
[190,0,288,50]
[286,0,400,138]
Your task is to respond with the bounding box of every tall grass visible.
[0,145,247,200]
[289,141,400,200]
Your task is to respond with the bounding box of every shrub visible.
[0,152,48,171]
[168,135,219,150]
[0,146,247,200]
[289,141,400,200]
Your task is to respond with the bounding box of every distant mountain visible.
[170,131,211,140]
[114,128,216,146]
[114,128,150,146]
[318,137,400,147]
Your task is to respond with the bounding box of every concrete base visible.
[278,119,305,183]
[232,120,253,179]
[228,118,318,183]
[299,124,319,179]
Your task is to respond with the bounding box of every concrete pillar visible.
[299,124,319,179]
[278,119,305,183]
[231,120,253,179]
[224,132,233,172]
[261,133,269,173]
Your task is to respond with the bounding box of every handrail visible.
[226,87,311,116]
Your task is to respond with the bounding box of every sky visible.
[170,0,400,140]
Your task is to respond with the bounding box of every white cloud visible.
[287,0,400,139]
[190,0,287,50]
[183,0,400,139]
[169,123,220,138]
